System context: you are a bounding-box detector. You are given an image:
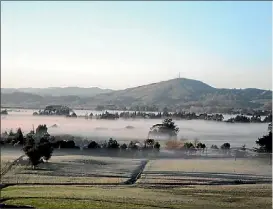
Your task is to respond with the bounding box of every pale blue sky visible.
[1,1,272,90]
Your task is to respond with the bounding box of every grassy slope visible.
[1,184,272,209]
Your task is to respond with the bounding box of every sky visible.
[1,1,272,90]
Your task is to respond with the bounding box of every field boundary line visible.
[1,155,25,177]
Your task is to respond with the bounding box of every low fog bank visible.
[1,115,269,148]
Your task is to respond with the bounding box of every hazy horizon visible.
[1,1,272,90]
[1,77,273,91]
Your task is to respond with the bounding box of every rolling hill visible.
[1,78,272,111]
[1,87,113,97]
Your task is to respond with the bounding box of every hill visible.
[1,78,272,112]
[84,78,272,111]
[1,87,113,97]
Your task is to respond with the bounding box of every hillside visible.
[85,78,272,111]
[1,78,272,111]
[1,87,113,97]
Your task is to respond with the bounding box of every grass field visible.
[2,154,143,184]
[1,150,272,208]
[1,184,272,209]
[138,158,272,185]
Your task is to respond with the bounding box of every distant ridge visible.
[1,78,272,111]
[1,87,113,97]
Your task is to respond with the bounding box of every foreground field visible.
[2,154,143,184]
[138,158,272,185]
[1,184,272,209]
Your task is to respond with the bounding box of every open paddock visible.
[1,153,145,184]
[138,158,272,185]
[1,184,272,209]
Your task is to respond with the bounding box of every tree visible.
[221,143,230,150]
[23,127,54,168]
[154,141,161,150]
[88,141,100,149]
[38,142,53,162]
[70,112,77,117]
[15,128,24,145]
[149,118,179,139]
[36,124,48,135]
[107,138,119,149]
[1,109,8,115]
[128,141,139,150]
[196,142,206,149]
[255,131,272,153]
[193,138,199,147]
[25,147,43,168]
[144,138,155,148]
[163,107,169,117]
[183,142,194,149]
[263,114,272,123]
[120,143,128,150]
[211,145,219,149]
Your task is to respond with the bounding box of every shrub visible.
[255,131,272,153]
[128,141,139,150]
[211,144,219,149]
[144,138,155,147]
[88,141,100,149]
[120,143,128,150]
[196,142,206,149]
[107,138,119,149]
[154,141,161,150]
[183,142,195,149]
[221,143,230,150]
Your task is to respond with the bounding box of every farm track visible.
[124,160,149,184]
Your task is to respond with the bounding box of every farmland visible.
[1,148,272,208]
[1,184,272,209]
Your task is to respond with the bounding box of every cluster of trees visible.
[149,118,179,139]
[86,138,160,152]
[226,114,272,123]
[1,109,8,115]
[33,105,77,117]
[1,128,24,145]
[94,106,272,116]
[85,111,226,121]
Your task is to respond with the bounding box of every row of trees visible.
[64,110,271,124]
[226,114,272,123]
[94,105,272,116]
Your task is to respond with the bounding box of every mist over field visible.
[1,109,268,148]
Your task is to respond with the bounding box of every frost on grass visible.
[138,159,272,185]
[1,155,143,184]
